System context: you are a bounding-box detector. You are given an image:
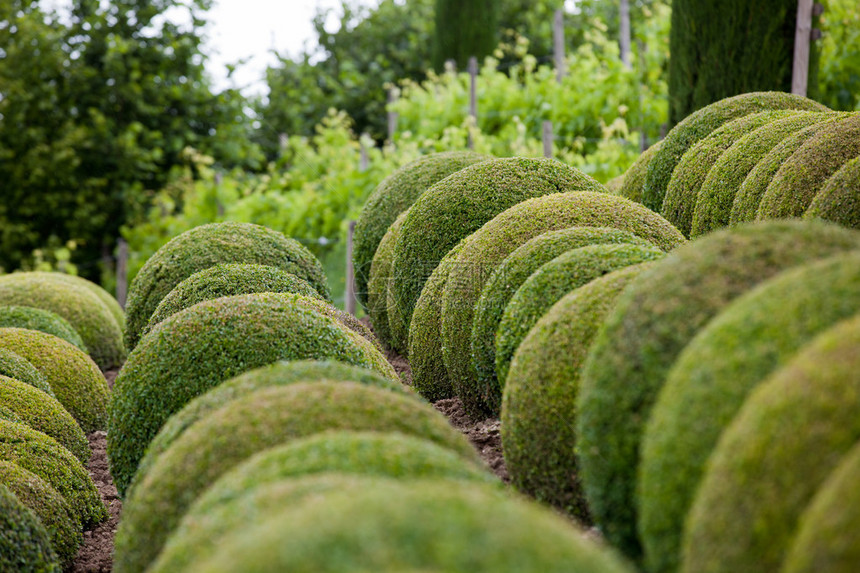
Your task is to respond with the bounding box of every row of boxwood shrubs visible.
[0,274,121,570]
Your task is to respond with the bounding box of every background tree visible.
[433,0,500,71]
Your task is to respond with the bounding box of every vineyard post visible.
[359,134,369,172]
[553,9,566,82]
[116,238,128,309]
[387,88,399,143]
[620,0,632,68]
[346,221,357,315]
[468,56,478,149]
[792,0,823,96]
[543,121,554,158]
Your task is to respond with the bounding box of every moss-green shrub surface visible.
[605,174,625,194]
[40,273,125,332]
[354,151,490,306]
[496,243,665,387]
[575,220,860,562]
[0,420,106,529]
[442,192,685,417]
[0,348,52,396]
[639,252,860,573]
[385,264,411,354]
[662,110,799,236]
[0,461,81,565]
[187,480,636,573]
[143,263,322,337]
[642,92,827,212]
[367,211,407,349]
[0,328,109,433]
[0,305,87,353]
[805,154,860,229]
[619,140,663,203]
[152,431,495,572]
[0,375,88,463]
[0,483,60,573]
[681,313,860,573]
[693,112,829,236]
[502,263,651,520]
[108,292,396,496]
[124,222,330,351]
[0,272,124,369]
[113,381,481,573]
[391,158,605,336]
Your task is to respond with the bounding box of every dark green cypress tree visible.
[433,0,500,71]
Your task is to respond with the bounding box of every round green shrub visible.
[124,222,330,351]
[604,174,625,194]
[639,252,860,573]
[693,112,831,236]
[0,406,21,423]
[390,158,605,338]
[0,348,52,396]
[0,328,109,433]
[367,211,407,350]
[442,192,685,417]
[641,92,828,212]
[128,359,413,498]
[661,110,800,236]
[0,272,125,369]
[680,313,860,573]
[496,243,665,387]
[0,420,106,529]
[142,263,323,338]
[385,262,411,355]
[151,431,496,572]
[0,305,86,353]
[108,292,398,497]
[354,151,491,307]
[619,140,663,204]
[186,480,636,573]
[0,461,82,565]
[501,263,652,520]
[757,114,860,220]
[0,483,60,573]
[805,155,860,230]
[39,272,125,332]
[0,375,89,463]
[575,220,860,562]
[113,381,482,573]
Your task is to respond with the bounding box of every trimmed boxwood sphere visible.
[354,151,490,307]
[124,222,330,351]
[641,91,827,212]
[442,192,685,417]
[0,375,89,463]
[108,292,397,497]
[604,174,624,194]
[113,381,482,573]
[0,461,82,565]
[0,420,106,529]
[0,328,109,433]
[367,211,407,350]
[385,262,411,354]
[576,220,860,562]
[639,252,860,573]
[0,348,52,396]
[39,272,125,332]
[502,263,652,520]
[681,313,860,573]
[0,272,125,369]
[390,158,605,339]
[0,305,87,353]
[693,112,830,237]
[805,155,860,229]
[151,431,496,572]
[0,483,60,573]
[619,140,663,203]
[187,480,636,573]
[143,263,322,338]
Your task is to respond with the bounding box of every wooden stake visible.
[468,56,478,149]
[346,221,357,315]
[543,121,554,158]
[359,135,369,172]
[792,0,814,96]
[116,239,128,309]
[387,89,399,143]
[620,0,632,68]
[554,9,566,82]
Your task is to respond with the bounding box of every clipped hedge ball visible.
[641,91,827,212]
[681,314,860,573]
[0,483,60,573]
[39,272,125,332]
[187,480,636,573]
[367,211,408,349]
[114,381,482,573]
[0,406,21,423]
[385,263,411,354]
[639,252,860,573]
[152,432,496,572]
[129,360,412,497]
[0,328,109,433]
[0,420,106,529]
[0,348,52,396]
[0,272,125,369]
[0,375,89,463]
[496,243,665,388]
[142,263,322,338]
[502,263,651,520]
[390,158,605,339]
[0,305,87,353]
[619,140,663,203]
[576,220,860,562]
[442,192,685,417]
[661,110,799,236]
[0,461,81,565]
[354,151,490,307]
[604,174,625,194]
[124,222,330,351]
[805,154,860,229]
[108,292,397,496]
[693,112,830,236]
